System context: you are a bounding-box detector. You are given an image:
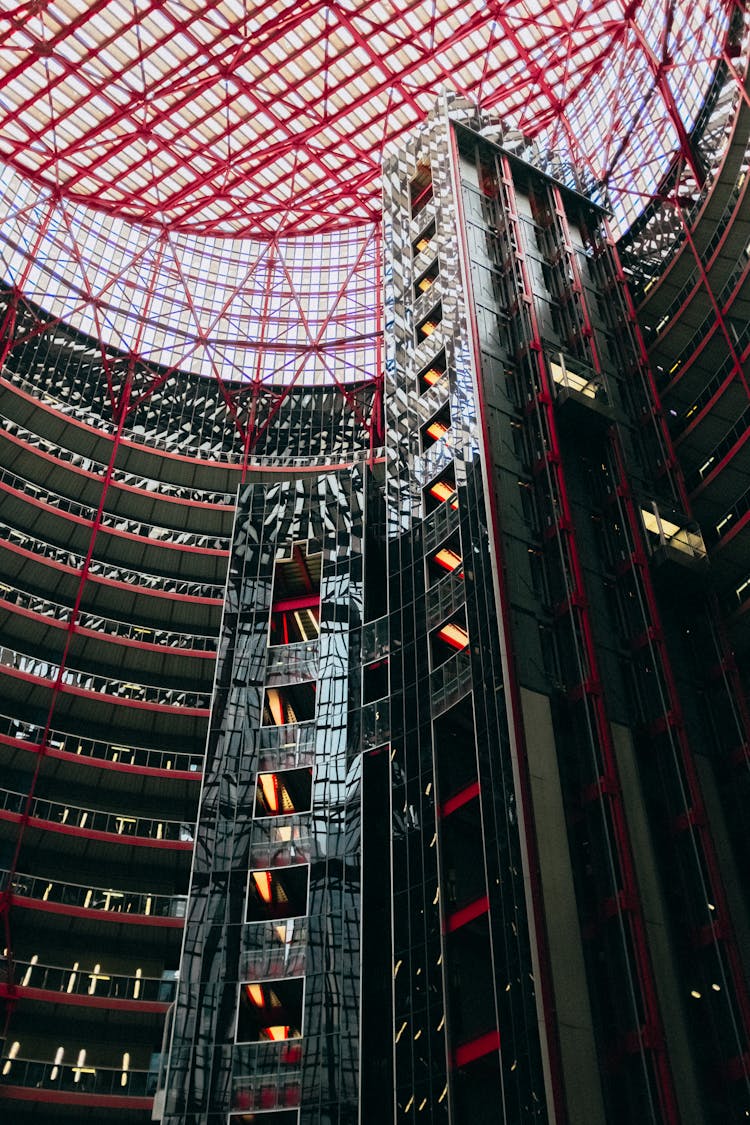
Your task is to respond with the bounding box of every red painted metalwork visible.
[522,178,680,1124]
[453,1029,502,1068]
[592,213,750,1090]
[448,131,567,1124]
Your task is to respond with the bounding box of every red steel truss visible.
[0,0,737,238]
[0,0,744,432]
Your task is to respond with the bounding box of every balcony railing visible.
[265,640,319,684]
[0,1057,155,1098]
[0,867,187,918]
[0,464,230,551]
[8,958,177,1003]
[0,787,194,843]
[0,645,211,710]
[241,920,309,981]
[431,649,472,715]
[4,369,383,470]
[0,714,204,774]
[0,520,225,599]
[2,415,236,505]
[0,583,217,651]
[423,494,460,553]
[426,570,465,627]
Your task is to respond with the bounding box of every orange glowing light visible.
[420,320,437,338]
[246,984,265,1008]
[426,420,448,441]
[417,276,433,293]
[259,773,280,813]
[429,480,458,509]
[266,689,285,726]
[252,870,273,904]
[262,1025,291,1041]
[434,548,462,574]
[422,366,444,386]
[437,623,469,650]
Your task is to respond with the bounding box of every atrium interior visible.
[0,2,748,1123]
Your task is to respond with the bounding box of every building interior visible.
[0,2,748,1123]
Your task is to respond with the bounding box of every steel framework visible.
[0,0,744,440]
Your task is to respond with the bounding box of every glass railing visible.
[361,697,390,751]
[2,415,236,505]
[0,645,211,710]
[426,569,465,627]
[0,714,204,774]
[232,1043,302,1113]
[423,494,460,553]
[641,505,707,562]
[4,368,383,470]
[361,615,389,663]
[0,787,194,843]
[0,1057,155,1097]
[255,726,317,773]
[0,464,230,551]
[0,583,217,652]
[265,640,319,683]
[241,920,309,981]
[10,958,177,1003]
[0,521,225,599]
[0,867,187,918]
[431,648,472,714]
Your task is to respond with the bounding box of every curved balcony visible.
[1,414,236,510]
[0,715,204,777]
[620,23,749,295]
[0,464,231,552]
[0,787,194,848]
[0,1057,155,1104]
[4,958,176,1007]
[2,368,380,479]
[0,583,216,653]
[0,520,224,600]
[0,368,244,492]
[0,467,230,585]
[431,648,472,716]
[0,867,187,922]
[653,252,750,383]
[0,645,211,711]
[636,87,750,316]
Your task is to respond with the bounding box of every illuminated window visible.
[427,533,464,585]
[417,302,442,342]
[246,866,309,922]
[431,613,469,666]
[425,466,458,513]
[414,260,439,300]
[237,977,304,1044]
[418,349,447,394]
[421,404,451,452]
[269,545,322,646]
[254,767,313,818]
[263,683,316,726]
